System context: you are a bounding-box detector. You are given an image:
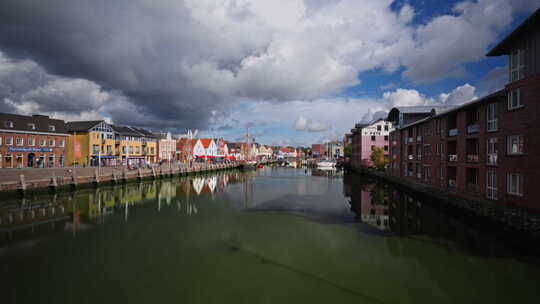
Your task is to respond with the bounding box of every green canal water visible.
[1,167,539,303]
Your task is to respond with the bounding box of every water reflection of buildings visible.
[344,174,514,256]
[0,170,250,245]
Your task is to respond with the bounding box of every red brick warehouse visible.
[387,9,540,211]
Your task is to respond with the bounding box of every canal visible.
[1,167,539,303]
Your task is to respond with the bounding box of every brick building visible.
[387,9,540,211]
[350,119,394,170]
[0,113,69,168]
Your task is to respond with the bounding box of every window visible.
[384,145,388,151]
[487,171,497,200]
[371,136,376,141]
[507,135,524,155]
[28,137,35,146]
[27,123,36,130]
[40,139,46,146]
[48,125,56,131]
[6,137,13,145]
[487,103,497,131]
[384,135,388,141]
[377,125,382,131]
[384,125,389,131]
[5,121,14,128]
[16,137,23,146]
[0,137,2,146]
[59,139,65,147]
[487,138,497,165]
[509,49,525,82]
[507,173,523,196]
[508,88,523,110]
[92,144,100,155]
[49,139,55,147]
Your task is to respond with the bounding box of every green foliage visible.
[344,144,352,158]
[370,146,388,170]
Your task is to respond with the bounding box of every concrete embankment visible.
[0,163,242,194]
[352,168,540,239]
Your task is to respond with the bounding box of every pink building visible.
[350,119,394,169]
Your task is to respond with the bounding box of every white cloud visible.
[438,83,477,105]
[294,115,331,132]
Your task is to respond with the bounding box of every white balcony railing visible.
[448,154,458,162]
[466,154,479,162]
[487,153,497,165]
[467,124,479,134]
[408,155,414,160]
[407,137,414,143]
[448,129,458,136]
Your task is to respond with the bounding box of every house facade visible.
[155,132,176,161]
[350,119,394,169]
[387,9,540,211]
[0,113,69,168]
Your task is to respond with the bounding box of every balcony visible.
[416,154,423,161]
[448,154,458,162]
[466,154,479,163]
[448,179,456,188]
[448,129,458,137]
[115,140,121,145]
[416,136,422,142]
[467,124,479,134]
[408,155,414,160]
[407,137,414,143]
[487,153,497,166]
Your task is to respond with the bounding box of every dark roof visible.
[111,125,142,137]
[487,8,540,56]
[399,89,506,129]
[0,112,68,134]
[131,127,157,138]
[65,120,103,132]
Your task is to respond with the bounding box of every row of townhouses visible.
[0,115,294,168]
[348,9,540,211]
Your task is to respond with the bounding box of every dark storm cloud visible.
[0,0,243,131]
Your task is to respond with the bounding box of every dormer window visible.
[509,49,525,82]
[48,125,56,131]
[5,121,13,128]
[28,123,36,130]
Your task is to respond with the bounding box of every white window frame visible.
[40,139,46,147]
[48,125,56,131]
[487,103,497,131]
[16,137,24,146]
[506,173,523,197]
[508,88,523,110]
[509,49,525,82]
[49,139,55,147]
[487,138,497,165]
[5,121,14,128]
[6,137,13,145]
[507,135,524,155]
[59,139,65,147]
[487,171,497,200]
[27,123,36,130]
[28,137,36,146]
[0,137,2,146]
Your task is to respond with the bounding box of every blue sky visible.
[0,0,538,146]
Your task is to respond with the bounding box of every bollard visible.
[49,172,58,189]
[19,174,27,191]
[71,170,78,187]
[93,169,100,184]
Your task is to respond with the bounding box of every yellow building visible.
[66,121,119,166]
[66,121,158,167]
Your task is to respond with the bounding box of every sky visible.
[0,0,538,146]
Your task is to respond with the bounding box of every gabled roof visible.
[131,127,157,138]
[66,120,104,132]
[487,8,540,56]
[199,138,214,148]
[0,112,68,134]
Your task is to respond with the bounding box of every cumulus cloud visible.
[439,83,477,105]
[0,0,536,133]
[294,116,331,132]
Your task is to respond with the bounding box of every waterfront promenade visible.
[0,162,240,192]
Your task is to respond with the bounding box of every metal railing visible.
[487,153,497,165]
[448,154,458,162]
[466,154,479,162]
[467,124,479,134]
[448,128,458,136]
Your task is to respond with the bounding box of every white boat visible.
[316,160,336,168]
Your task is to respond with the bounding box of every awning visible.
[226,155,236,159]
[196,155,216,158]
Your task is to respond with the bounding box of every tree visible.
[370,146,388,170]
[344,144,352,158]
